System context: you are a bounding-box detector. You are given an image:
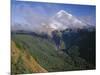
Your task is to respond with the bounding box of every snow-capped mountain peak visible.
[12,10,88,36]
[48,10,87,31]
[56,10,72,18]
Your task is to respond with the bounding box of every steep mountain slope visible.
[11,31,95,74]
[61,28,95,67]
[11,41,47,74]
[12,33,83,73]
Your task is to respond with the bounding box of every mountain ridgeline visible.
[11,26,95,74]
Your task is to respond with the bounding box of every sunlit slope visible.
[11,41,47,74]
[11,34,77,73]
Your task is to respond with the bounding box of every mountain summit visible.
[48,10,87,31]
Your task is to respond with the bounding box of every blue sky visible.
[11,0,96,25]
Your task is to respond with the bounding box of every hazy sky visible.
[11,0,96,26]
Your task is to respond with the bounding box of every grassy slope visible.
[11,41,47,74]
[11,34,79,74]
